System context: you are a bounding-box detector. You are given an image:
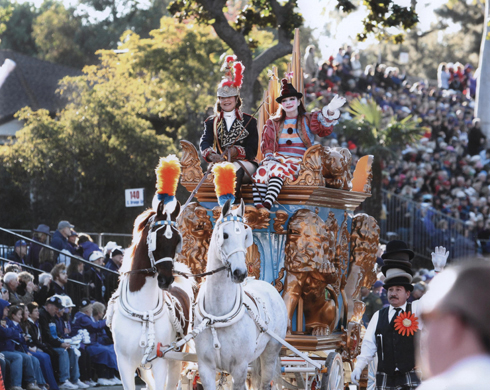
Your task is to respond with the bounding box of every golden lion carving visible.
[322,146,353,191]
[282,209,340,336]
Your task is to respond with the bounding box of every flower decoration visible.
[394,311,419,337]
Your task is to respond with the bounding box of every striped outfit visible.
[252,109,339,208]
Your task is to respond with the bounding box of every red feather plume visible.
[233,62,244,88]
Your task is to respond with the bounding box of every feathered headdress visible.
[155,155,181,206]
[217,55,245,97]
[213,162,236,206]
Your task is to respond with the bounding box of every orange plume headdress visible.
[212,162,236,206]
[155,155,181,205]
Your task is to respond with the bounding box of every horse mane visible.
[119,208,156,274]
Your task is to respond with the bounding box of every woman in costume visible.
[252,79,346,209]
[200,55,258,202]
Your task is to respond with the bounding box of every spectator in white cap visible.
[51,221,77,256]
[86,252,107,304]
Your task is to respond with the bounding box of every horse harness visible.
[109,214,187,368]
[122,215,182,276]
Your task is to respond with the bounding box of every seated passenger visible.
[200,55,258,202]
[253,79,346,209]
[72,299,120,386]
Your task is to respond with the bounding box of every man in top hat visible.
[7,239,28,265]
[417,261,490,390]
[200,55,258,202]
[351,242,449,389]
[252,79,346,209]
[27,224,51,269]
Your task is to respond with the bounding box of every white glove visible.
[327,94,347,112]
[351,366,363,386]
[431,246,449,272]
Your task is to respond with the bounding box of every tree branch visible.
[252,41,293,78]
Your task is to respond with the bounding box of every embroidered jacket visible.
[200,112,258,162]
[261,110,339,157]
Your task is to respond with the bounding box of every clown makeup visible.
[280,96,301,117]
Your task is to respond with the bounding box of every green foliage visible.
[168,0,303,40]
[0,3,12,39]
[336,0,418,43]
[0,1,36,54]
[0,17,225,231]
[32,3,84,67]
[343,97,423,157]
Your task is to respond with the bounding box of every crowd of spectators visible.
[304,44,487,260]
[0,220,125,389]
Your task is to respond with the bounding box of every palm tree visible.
[341,97,423,222]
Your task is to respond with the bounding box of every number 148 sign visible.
[125,188,144,207]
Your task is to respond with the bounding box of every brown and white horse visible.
[109,200,193,390]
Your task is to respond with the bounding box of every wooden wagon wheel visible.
[320,352,344,390]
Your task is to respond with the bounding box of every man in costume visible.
[253,79,346,209]
[351,241,449,390]
[200,55,258,202]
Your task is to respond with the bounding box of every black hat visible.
[381,240,414,261]
[383,277,414,292]
[276,78,303,103]
[45,296,63,309]
[80,298,91,308]
[381,259,414,276]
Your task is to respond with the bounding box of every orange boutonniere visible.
[394,312,419,336]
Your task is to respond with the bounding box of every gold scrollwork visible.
[244,206,270,230]
[286,144,325,187]
[180,140,204,183]
[176,202,213,281]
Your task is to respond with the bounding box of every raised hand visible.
[431,246,449,272]
[327,94,347,112]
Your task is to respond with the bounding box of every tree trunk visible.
[475,0,490,139]
[204,0,295,113]
[361,156,382,225]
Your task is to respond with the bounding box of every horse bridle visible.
[125,215,182,275]
[215,215,248,270]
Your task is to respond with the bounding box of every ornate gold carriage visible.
[175,30,378,390]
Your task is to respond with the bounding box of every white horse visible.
[194,199,288,390]
[108,201,194,390]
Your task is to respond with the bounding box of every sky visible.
[296,0,456,60]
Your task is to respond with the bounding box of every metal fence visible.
[380,190,478,261]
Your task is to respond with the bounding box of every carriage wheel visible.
[320,352,344,390]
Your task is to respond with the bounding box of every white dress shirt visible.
[355,300,423,371]
[223,110,236,131]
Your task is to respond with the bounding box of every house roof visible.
[0,50,82,124]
